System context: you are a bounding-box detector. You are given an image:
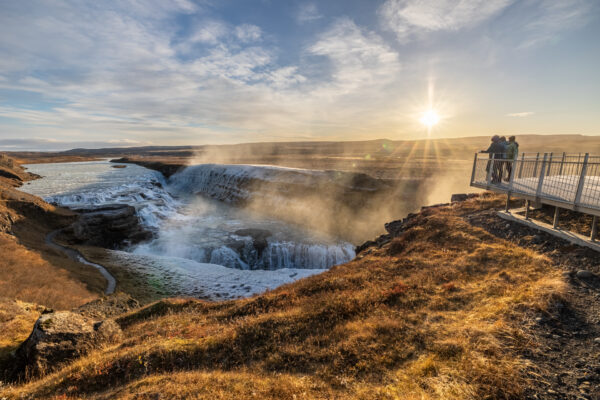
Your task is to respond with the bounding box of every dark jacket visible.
[484,142,505,158]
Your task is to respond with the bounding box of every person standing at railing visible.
[504,136,519,181]
[483,135,505,183]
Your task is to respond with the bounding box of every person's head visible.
[509,136,516,142]
[491,135,500,142]
[500,136,506,142]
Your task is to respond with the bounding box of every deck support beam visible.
[553,206,560,229]
[592,216,598,241]
[525,200,530,220]
[505,193,511,212]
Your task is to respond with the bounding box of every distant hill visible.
[7,135,600,164]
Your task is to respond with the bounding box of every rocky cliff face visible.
[62,204,152,248]
[111,157,184,178]
[0,153,38,187]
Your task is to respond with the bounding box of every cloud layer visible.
[0,0,597,149]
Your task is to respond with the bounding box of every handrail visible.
[470,151,600,218]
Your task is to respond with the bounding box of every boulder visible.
[234,228,272,257]
[576,270,595,280]
[13,311,122,377]
[450,193,479,202]
[384,219,405,236]
[66,204,152,248]
[355,240,377,254]
[451,193,468,202]
[94,319,123,342]
[76,293,140,320]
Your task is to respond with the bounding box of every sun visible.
[420,109,440,128]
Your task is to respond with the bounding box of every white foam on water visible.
[22,160,178,228]
[107,250,325,300]
[21,160,356,298]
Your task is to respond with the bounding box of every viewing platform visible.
[470,152,600,241]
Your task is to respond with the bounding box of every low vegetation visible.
[0,234,96,309]
[1,195,567,399]
[517,204,598,237]
[0,155,105,377]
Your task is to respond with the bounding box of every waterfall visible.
[23,161,357,271]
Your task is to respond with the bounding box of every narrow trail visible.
[45,230,116,295]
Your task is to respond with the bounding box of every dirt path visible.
[45,230,116,295]
[466,209,600,400]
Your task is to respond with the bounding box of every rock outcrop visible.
[13,311,122,377]
[111,157,184,178]
[77,292,140,320]
[64,204,152,248]
[0,153,39,186]
[9,294,138,379]
[233,228,272,257]
[450,193,479,203]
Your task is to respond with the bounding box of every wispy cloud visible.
[308,18,401,93]
[0,0,597,146]
[296,3,323,24]
[506,112,534,117]
[0,3,405,144]
[379,0,513,41]
[235,24,262,42]
[190,20,228,44]
[516,0,594,48]
[378,0,595,49]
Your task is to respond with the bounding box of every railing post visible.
[574,153,589,205]
[546,152,553,175]
[558,152,566,175]
[517,152,525,179]
[470,153,478,185]
[533,152,540,177]
[509,156,517,188]
[486,153,495,186]
[505,155,518,211]
[535,153,548,198]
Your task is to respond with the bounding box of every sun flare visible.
[420,109,440,128]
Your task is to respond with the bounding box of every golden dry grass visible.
[0,155,105,306]
[0,234,96,310]
[1,195,567,399]
[0,155,105,377]
[0,299,44,372]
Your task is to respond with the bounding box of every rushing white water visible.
[21,160,355,299]
[168,163,381,204]
[131,198,355,270]
[21,160,177,228]
[106,250,322,300]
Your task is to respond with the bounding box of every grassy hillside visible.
[2,194,567,399]
[0,155,105,306]
[0,155,105,371]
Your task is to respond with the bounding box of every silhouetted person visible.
[483,135,504,183]
[499,136,508,158]
[504,136,519,181]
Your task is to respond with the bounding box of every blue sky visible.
[0,0,599,150]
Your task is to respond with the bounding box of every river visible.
[21,160,355,299]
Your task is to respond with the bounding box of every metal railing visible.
[470,152,600,218]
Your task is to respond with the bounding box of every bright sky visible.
[0,0,599,150]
